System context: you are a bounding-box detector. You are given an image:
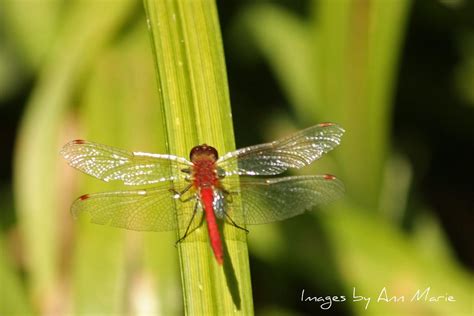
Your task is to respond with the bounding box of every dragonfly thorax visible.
[192,158,218,188]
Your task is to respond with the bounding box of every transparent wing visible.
[217,123,344,176]
[61,140,192,185]
[224,175,344,225]
[71,182,199,232]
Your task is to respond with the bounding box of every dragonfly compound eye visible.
[190,144,219,161]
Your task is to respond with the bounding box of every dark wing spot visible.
[318,122,335,127]
[324,174,336,180]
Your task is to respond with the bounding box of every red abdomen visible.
[191,154,223,264]
[201,187,223,265]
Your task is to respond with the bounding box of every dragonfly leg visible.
[223,211,249,233]
[216,167,226,178]
[169,183,193,202]
[175,201,204,245]
[221,188,238,204]
[180,168,192,181]
[180,168,191,174]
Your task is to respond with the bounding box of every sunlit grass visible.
[13,2,133,312]
[143,0,253,314]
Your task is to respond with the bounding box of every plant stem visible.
[143,0,253,313]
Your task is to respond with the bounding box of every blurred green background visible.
[1,0,473,315]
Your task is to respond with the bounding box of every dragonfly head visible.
[190,144,219,162]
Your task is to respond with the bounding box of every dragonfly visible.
[61,123,345,265]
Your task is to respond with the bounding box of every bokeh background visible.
[1,0,473,315]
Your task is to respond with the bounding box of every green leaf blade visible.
[144,0,253,314]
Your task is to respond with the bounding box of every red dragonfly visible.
[61,123,344,265]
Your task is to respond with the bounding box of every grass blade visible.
[143,0,253,313]
[13,1,133,310]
